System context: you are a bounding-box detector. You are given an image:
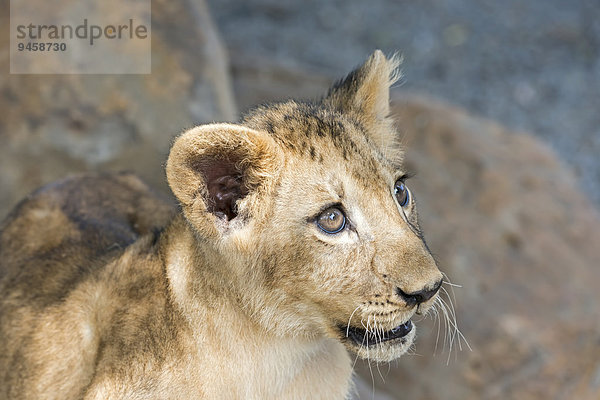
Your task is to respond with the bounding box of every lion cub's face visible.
[167,51,443,362]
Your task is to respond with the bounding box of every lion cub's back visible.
[0,172,174,303]
[0,172,174,398]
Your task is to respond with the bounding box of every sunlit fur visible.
[0,51,446,399]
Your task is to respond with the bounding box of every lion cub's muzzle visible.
[343,278,443,347]
[338,277,443,362]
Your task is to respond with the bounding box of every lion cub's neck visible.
[160,216,353,398]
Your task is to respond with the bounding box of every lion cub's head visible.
[166,51,443,362]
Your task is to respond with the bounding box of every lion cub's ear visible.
[324,50,401,121]
[166,123,282,237]
[323,50,401,148]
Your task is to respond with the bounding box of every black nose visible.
[396,280,443,306]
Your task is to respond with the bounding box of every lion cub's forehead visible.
[244,101,399,186]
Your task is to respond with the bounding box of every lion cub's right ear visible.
[166,123,282,238]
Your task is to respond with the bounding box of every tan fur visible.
[0,51,443,399]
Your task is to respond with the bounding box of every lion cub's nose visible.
[396,279,443,307]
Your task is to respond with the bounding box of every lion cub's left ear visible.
[166,123,282,238]
[323,50,401,148]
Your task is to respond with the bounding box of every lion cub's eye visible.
[316,207,346,234]
[394,179,410,207]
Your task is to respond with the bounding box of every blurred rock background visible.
[1,0,599,399]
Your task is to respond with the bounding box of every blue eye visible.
[317,207,346,234]
[394,180,409,207]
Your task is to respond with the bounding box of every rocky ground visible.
[1,0,599,399]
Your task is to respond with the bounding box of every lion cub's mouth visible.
[342,320,413,346]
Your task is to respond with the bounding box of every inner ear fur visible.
[323,50,402,151]
[166,123,282,234]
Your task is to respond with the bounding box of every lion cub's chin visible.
[339,320,417,363]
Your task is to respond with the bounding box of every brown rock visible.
[353,96,600,399]
[0,0,236,219]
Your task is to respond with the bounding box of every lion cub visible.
[0,51,443,399]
